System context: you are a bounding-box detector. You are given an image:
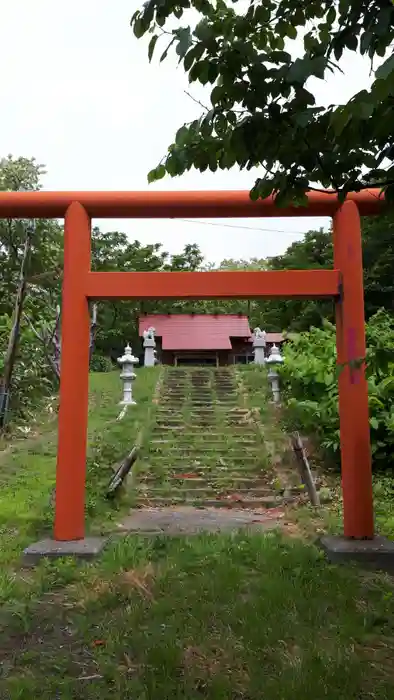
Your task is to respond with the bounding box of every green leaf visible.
[133,18,146,39]
[360,31,372,55]
[227,111,237,126]
[326,6,336,24]
[312,56,326,79]
[175,27,192,59]
[297,87,316,105]
[194,18,213,42]
[249,184,260,201]
[333,41,343,61]
[130,10,139,26]
[211,85,223,106]
[147,164,166,184]
[384,184,394,204]
[201,115,213,138]
[190,59,210,85]
[255,5,270,23]
[294,111,310,127]
[376,6,392,37]
[253,179,274,201]
[379,376,394,392]
[357,101,374,119]
[175,125,189,147]
[208,62,219,83]
[215,113,227,137]
[376,42,387,58]
[292,191,309,207]
[148,35,158,62]
[208,152,218,172]
[185,43,205,71]
[330,107,351,136]
[286,24,297,40]
[270,50,292,64]
[324,373,334,386]
[345,34,358,51]
[287,58,308,83]
[376,54,394,80]
[304,33,318,52]
[370,417,379,430]
[220,147,236,169]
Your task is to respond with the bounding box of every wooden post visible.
[333,200,374,538]
[54,202,91,541]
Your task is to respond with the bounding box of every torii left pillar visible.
[23,202,107,563]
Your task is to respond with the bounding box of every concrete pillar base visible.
[320,534,394,574]
[23,536,108,566]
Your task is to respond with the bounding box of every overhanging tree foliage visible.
[131,0,394,205]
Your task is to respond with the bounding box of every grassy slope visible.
[239,365,394,540]
[1,367,394,697]
[0,368,160,567]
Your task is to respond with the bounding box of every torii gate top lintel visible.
[0,188,384,219]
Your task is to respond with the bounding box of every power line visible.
[177,218,324,235]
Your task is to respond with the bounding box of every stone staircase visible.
[134,366,282,508]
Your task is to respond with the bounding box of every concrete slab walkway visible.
[118,506,285,535]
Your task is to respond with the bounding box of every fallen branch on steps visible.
[290,432,320,507]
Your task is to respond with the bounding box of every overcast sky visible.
[0,1,376,263]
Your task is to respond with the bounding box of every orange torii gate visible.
[0,189,386,557]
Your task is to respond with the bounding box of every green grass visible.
[1,532,394,698]
[1,365,394,697]
[238,365,394,540]
[0,368,160,567]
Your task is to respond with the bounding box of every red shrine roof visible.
[263,332,284,344]
[139,314,252,351]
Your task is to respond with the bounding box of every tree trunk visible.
[89,303,98,362]
[0,230,32,428]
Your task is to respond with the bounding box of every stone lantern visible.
[266,344,284,403]
[252,327,267,365]
[143,327,156,367]
[117,343,139,405]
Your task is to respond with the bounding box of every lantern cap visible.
[117,343,139,365]
[266,344,284,364]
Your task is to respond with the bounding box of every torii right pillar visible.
[321,200,394,572]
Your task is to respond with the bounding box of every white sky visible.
[0,1,376,263]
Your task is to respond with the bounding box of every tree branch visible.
[23,312,61,383]
[184,90,210,112]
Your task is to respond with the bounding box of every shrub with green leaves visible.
[280,309,394,469]
[0,314,55,425]
[90,353,114,373]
